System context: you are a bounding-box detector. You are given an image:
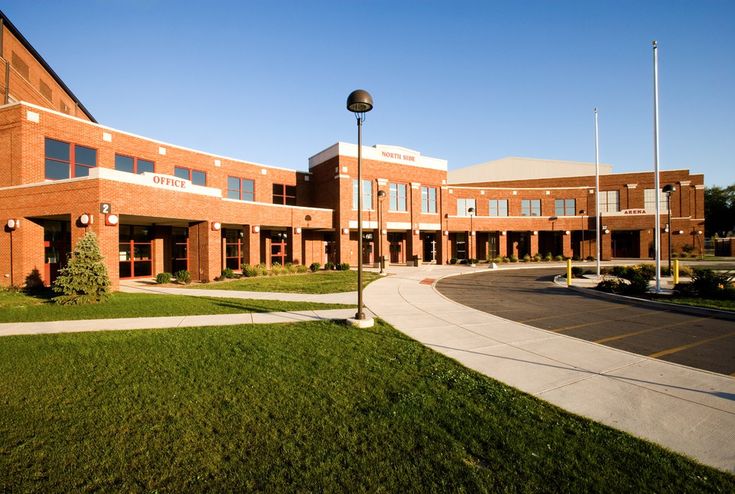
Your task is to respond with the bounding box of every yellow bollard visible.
[567,258,572,286]
[673,259,679,285]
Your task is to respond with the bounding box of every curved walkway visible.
[363,264,735,473]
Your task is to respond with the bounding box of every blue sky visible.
[4,1,734,185]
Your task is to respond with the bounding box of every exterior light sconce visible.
[677,230,684,235]
[565,230,571,235]
[252,225,260,234]
[6,218,20,230]
[342,228,349,235]
[211,222,221,231]
[664,225,670,233]
[604,228,610,234]
[79,213,93,226]
[532,230,538,236]
[105,214,119,226]
[414,229,420,235]
[697,230,703,235]
[295,227,302,234]
[238,231,245,238]
[500,230,506,236]
[443,230,449,236]
[470,231,476,236]
[381,229,387,235]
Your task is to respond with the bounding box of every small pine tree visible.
[53,232,111,305]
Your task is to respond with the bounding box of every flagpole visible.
[594,108,601,278]
[653,41,662,293]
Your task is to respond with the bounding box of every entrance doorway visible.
[269,231,289,266]
[362,232,374,264]
[43,220,71,286]
[119,225,153,278]
[171,227,189,273]
[421,233,438,263]
[612,230,640,258]
[388,232,405,263]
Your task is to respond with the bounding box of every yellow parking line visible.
[552,310,664,333]
[648,331,735,359]
[593,317,711,344]
[521,305,623,324]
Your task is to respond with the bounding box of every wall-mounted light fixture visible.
[500,230,506,236]
[6,218,20,230]
[252,225,260,234]
[342,228,349,235]
[211,222,221,231]
[105,214,119,226]
[79,213,93,226]
[295,227,302,234]
[565,230,571,235]
[532,230,538,235]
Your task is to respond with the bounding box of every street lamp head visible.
[377,190,386,199]
[347,89,373,114]
[468,207,475,215]
[662,184,676,194]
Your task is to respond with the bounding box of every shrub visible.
[544,252,553,262]
[24,268,45,293]
[221,267,235,279]
[53,232,111,305]
[324,261,335,271]
[682,244,694,254]
[586,256,595,261]
[601,265,655,296]
[689,253,698,258]
[468,258,478,265]
[522,254,531,263]
[271,262,284,276]
[502,256,510,263]
[554,255,564,261]
[156,272,172,284]
[295,264,309,273]
[493,256,503,263]
[338,262,351,271]
[671,252,679,259]
[174,270,192,284]
[532,254,541,262]
[309,262,321,272]
[571,267,585,278]
[596,279,619,293]
[242,264,259,277]
[449,258,457,265]
[690,268,734,299]
[509,255,519,263]
[285,262,296,274]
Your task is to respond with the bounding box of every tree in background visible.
[53,232,111,305]
[704,185,735,237]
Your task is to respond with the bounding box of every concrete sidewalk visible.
[119,280,357,305]
[363,264,735,473]
[0,308,366,337]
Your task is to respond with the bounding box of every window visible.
[273,183,296,205]
[39,80,52,101]
[644,188,669,213]
[390,183,408,212]
[352,179,373,209]
[600,190,620,213]
[555,199,576,216]
[227,177,255,201]
[11,52,29,80]
[115,154,154,174]
[44,138,97,180]
[421,186,437,213]
[521,199,541,216]
[457,198,476,216]
[174,166,207,186]
[489,199,508,217]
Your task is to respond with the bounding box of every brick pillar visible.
[3,218,44,289]
[639,229,653,259]
[601,233,612,261]
[469,231,477,260]
[562,232,573,258]
[410,230,421,263]
[498,233,508,257]
[243,226,261,266]
[291,227,304,265]
[188,221,221,282]
[530,233,539,256]
[337,229,352,265]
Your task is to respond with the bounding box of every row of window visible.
[44,138,296,205]
[352,181,439,213]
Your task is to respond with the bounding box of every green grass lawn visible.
[665,297,735,311]
[192,270,381,293]
[0,321,732,492]
[0,290,352,323]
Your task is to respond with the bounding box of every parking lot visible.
[436,267,735,376]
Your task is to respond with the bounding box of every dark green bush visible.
[324,261,335,270]
[598,265,655,296]
[522,254,531,263]
[554,255,564,261]
[338,262,350,271]
[449,258,457,265]
[174,270,192,284]
[571,267,585,278]
[53,232,111,305]
[690,268,734,299]
[221,267,235,279]
[309,262,321,272]
[155,272,172,284]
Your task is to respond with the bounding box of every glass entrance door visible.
[119,225,153,278]
[43,220,71,286]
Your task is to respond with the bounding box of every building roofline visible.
[9,101,309,174]
[447,168,696,187]
[0,9,96,122]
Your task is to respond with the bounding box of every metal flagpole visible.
[653,41,662,293]
[594,108,601,278]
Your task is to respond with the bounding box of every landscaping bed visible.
[187,270,381,294]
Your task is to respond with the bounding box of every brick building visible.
[0,11,705,289]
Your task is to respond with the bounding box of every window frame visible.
[421,186,437,214]
[389,182,408,212]
[555,198,576,216]
[600,190,620,213]
[457,198,477,216]
[44,137,98,180]
[174,166,207,186]
[521,199,541,217]
[352,179,373,210]
[115,154,155,175]
[488,199,508,217]
[227,176,255,201]
[273,183,297,205]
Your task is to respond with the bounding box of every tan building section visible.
[448,156,613,183]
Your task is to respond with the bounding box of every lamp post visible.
[579,209,586,259]
[663,184,675,273]
[468,207,475,262]
[377,189,386,274]
[347,89,373,325]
